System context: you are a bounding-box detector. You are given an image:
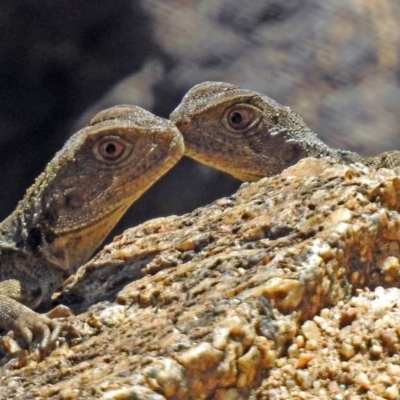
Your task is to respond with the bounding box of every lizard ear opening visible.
[220,104,262,135]
[92,135,133,164]
[282,139,305,163]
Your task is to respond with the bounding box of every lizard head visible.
[170,81,309,181]
[15,105,184,272]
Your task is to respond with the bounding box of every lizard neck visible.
[284,111,364,164]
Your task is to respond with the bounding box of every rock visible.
[2,157,400,399]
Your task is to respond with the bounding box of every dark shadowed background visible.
[1,0,399,243]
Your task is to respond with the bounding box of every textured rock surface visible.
[2,157,400,399]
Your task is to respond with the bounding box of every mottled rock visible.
[2,157,400,399]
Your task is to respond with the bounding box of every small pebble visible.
[295,335,305,348]
[370,344,383,357]
[305,339,318,351]
[288,344,299,358]
[295,370,313,390]
[355,372,371,390]
[301,321,321,341]
[297,353,313,369]
[385,385,399,400]
[339,343,355,360]
[320,308,330,319]
[328,381,340,394]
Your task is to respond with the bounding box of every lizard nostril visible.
[170,111,190,130]
[177,117,190,130]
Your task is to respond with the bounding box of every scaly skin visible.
[0,105,184,351]
[170,81,400,181]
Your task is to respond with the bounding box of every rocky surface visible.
[1,157,400,399]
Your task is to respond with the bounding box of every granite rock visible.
[2,157,400,399]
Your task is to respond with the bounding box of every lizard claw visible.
[0,297,75,355]
[12,310,61,352]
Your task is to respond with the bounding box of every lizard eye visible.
[93,135,132,163]
[221,105,260,134]
[227,108,253,129]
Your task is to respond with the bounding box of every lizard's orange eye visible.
[93,135,132,163]
[221,105,260,134]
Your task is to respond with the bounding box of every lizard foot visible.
[0,296,78,357]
